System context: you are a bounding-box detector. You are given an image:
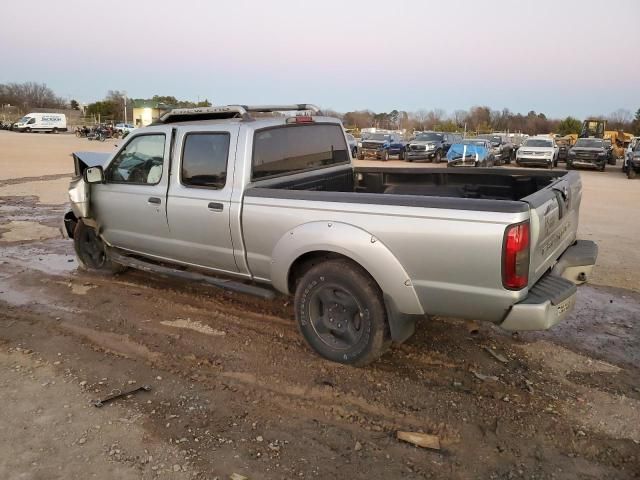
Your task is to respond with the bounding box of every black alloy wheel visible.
[294,259,391,366]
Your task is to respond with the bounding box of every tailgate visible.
[523,171,582,285]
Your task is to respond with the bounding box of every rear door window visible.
[181,133,230,189]
[252,124,349,180]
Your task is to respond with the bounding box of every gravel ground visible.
[1,131,639,479]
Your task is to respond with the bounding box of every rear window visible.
[252,124,349,180]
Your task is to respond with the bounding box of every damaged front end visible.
[63,151,111,238]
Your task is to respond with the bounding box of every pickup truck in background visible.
[357,132,405,160]
[64,104,598,366]
[405,132,461,163]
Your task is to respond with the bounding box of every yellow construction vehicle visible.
[580,119,630,159]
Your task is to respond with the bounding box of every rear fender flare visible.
[270,221,424,317]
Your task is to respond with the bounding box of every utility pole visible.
[123,93,128,123]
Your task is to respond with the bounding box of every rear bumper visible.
[499,240,598,331]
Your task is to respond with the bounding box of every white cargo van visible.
[15,113,67,133]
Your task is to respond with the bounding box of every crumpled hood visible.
[72,151,111,175]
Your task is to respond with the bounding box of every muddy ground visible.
[1,131,639,479]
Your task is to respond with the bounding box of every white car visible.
[516,136,559,169]
[115,123,136,133]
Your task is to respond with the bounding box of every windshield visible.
[524,139,553,148]
[575,139,603,148]
[18,116,31,123]
[415,133,442,141]
[369,133,391,141]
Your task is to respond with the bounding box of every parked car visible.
[63,104,597,366]
[14,112,67,133]
[555,137,572,162]
[623,137,639,174]
[346,133,358,157]
[602,139,616,165]
[405,132,461,163]
[115,123,136,134]
[566,138,608,171]
[477,134,516,164]
[624,138,640,179]
[357,132,405,161]
[446,139,495,167]
[516,136,559,169]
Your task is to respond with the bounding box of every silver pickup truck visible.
[64,104,597,366]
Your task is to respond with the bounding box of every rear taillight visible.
[503,221,530,290]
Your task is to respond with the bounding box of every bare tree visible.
[608,109,633,131]
[0,82,65,112]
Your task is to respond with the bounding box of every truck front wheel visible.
[294,259,391,366]
[73,220,127,274]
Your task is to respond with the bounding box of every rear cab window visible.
[252,123,349,181]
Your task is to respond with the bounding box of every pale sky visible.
[2,0,639,118]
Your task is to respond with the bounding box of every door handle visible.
[208,202,224,212]
[148,197,161,205]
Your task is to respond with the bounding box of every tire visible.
[599,162,605,172]
[629,168,637,179]
[294,259,391,366]
[26,127,31,133]
[381,149,389,161]
[352,147,357,158]
[399,150,405,160]
[434,150,442,163]
[52,127,58,134]
[73,220,127,274]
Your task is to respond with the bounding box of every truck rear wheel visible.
[434,150,442,163]
[294,259,391,366]
[73,220,127,274]
[629,167,637,179]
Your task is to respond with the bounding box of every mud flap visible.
[384,294,419,343]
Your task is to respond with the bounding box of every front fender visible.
[270,221,424,316]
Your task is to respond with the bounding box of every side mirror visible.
[84,166,105,184]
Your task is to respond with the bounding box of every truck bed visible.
[247,166,567,213]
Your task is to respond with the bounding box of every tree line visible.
[84,92,212,122]
[2,82,639,134]
[337,106,640,136]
